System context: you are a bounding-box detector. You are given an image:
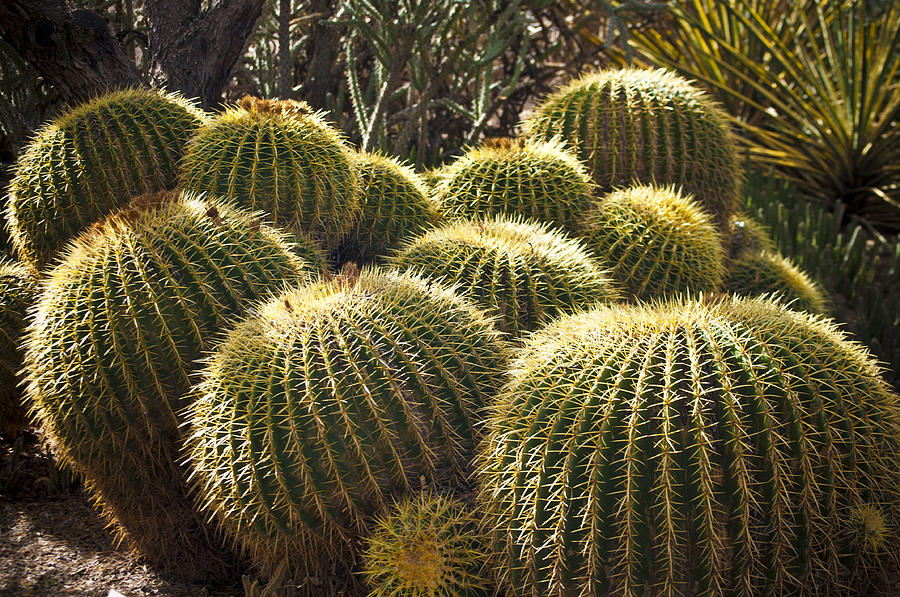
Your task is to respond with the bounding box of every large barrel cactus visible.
[387,216,621,336]
[579,185,724,301]
[479,296,900,596]
[185,268,508,579]
[6,88,205,269]
[434,138,594,234]
[724,250,828,314]
[0,257,37,438]
[522,68,741,228]
[180,96,360,248]
[22,191,319,581]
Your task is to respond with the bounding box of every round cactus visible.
[184,268,508,580]
[434,138,594,234]
[479,296,900,596]
[723,250,828,314]
[6,88,205,269]
[336,151,442,264]
[180,96,360,249]
[579,184,724,301]
[522,68,741,228]
[0,257,37,438]
[727,211,776,260]
[387,215,621,336]
[22,190,319,581]
[363,494,491,597]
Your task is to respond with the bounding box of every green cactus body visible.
[435,138,594,234]
[522,68,741,228]
[0,258,37,438]
[580,185,724,301]
[363,494,491,597]
[22,191,318,581]
[180,96,360,249]
[387,215,621,336]
[337,151,442,264]
[479,296,900,596]
[185,268,508,579]
[724,250,828,314]
[727,211,776,260]
[6,88,206,269]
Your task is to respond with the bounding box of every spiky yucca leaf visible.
[185,268,508,579]
[522,68,741,228]
[387,215,621,336]
[180,96,360,248]
[6,88,205,269]
[23,190,318,581]
[0,257,37,438]
[337,151,442,264]
[579,184,724,301]
[723,250,828,314]
[363,494,491,597]
[479,296,900,597]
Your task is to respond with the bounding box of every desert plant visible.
[522,67,741,228]
[22,190,320,582]
[479,295,900,596]
[727,210,776,260]
[723,250,828,314]
[0,257,37,438]
[5,88,205,269]
[180,96,360,249]
[434,137,594,235]
[184,267,508,580]
[579,184,724,301]
[387,215,621,336]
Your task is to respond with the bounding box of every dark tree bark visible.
[0,0,144,106]
[145,0,267,109]
[300,0,342,110]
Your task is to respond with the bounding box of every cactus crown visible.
[237,95,314,118]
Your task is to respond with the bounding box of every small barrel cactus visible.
[180,96,360,248]
[479,296,900,596]
[579,184,724,301]
[22,190,319,581]
[723,250,828,313]
[387,215,621,336]
[434,138,594,234]
[184,268,508,579]
[522,68,741,228]
[6,88,205,269]
[727,211,776,260]
[0,257,37,438]
[336,151,442,264]
[363,494,491,597]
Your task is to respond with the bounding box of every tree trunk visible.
[300,0,342,110]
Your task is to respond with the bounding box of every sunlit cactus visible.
[479,296,900,596]
[0,257,37,438]
[363,494,491,597]
[22,190,318,581]
[522,67,741,228]
[180,96,360,249]
[185,268,508,580]
[723,249,828,313]
[579,184,724,301]
[387,215,621,336]
[6,88,205,269]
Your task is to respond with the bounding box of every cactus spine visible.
[387,215,621,336]
[479,296,900,596]
[22,191,318,581]
[180,96,360,248]
[723,250,828,314]
[0,257,37,438]
[6,88,205,269]
[185,268,508,579]
[522,68,741,228]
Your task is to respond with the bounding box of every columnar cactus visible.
[0,257,37,438]
[336,151,442,264]
[723,250,828,313]
[22,190,319,581]
[479,296,900,596]
[434,138,594,234]
[387,215,621,335]
[522,68,741,228]
[6,88,205,269]
[363,494,491,597]
[184,268,508,579]
[579,185,724,301]
[180,96,360,248]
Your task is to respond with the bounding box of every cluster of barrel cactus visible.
[1,65,896,597]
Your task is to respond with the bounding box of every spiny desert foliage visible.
[0,257,37,438]
[723,250,828,314]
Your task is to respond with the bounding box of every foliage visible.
[0,258,36,439]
